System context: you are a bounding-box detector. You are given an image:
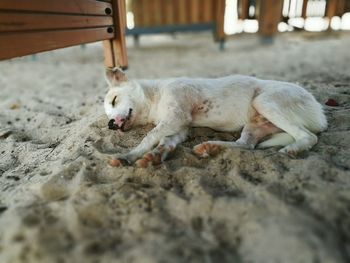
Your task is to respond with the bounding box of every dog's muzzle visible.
[108,108,133,131]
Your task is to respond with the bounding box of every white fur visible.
[104,73,327,164]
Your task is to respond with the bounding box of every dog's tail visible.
[257,132,294,148]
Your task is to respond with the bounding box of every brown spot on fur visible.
[143,153,154,162]
[192,104,208,117]
[108,159,122,167]
[251,113,269,126]
[135,158,150,168]
[193,143,222,157]
[245,111,282,143]
[193,144,207,156]
[204,143,221,156]
[142,151,162,165]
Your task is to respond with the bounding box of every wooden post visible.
[258,0,284,39]
[301,0,308,19]
[103,0,128,69]
[239,0,250,20]
[215,0,226,42]
[325,0,339,19]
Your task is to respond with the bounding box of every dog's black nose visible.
[108,119,118,130]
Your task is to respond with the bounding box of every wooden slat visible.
[0,0,112,16]
[190,0,200,24]
[173,0,180,24]
[0,12,113,33]
[109,0,127,68]
[301,0,308,18]
[215,0,226,41]
[0,27,114,60]
[103,39,115,67]
[148,0,156,26]
[178,0,187,24]
[325,0,338,19]
[258,0,283,37]
[141,0,151,26]
[132,0,142,26]
[239,0,250,19]
[164,0,175,25]
[202,0,214,23]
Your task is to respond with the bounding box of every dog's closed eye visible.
[111,96,117,107]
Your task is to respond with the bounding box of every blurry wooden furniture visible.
[258,0,284,38]
[126,0,226,49]
[0,0,127,68]
[238,0,350,39]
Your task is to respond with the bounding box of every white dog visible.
[104,68,327,167]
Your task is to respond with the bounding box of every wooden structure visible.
[0,0,128,68]
[258,0,284,37]
[126,0,226,48]
[237,0,350,37]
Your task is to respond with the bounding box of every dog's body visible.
[104,69,327,167]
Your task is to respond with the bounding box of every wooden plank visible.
[325,0,338,19]
[142,0,151,26]
[0,27,114,60]
[0,12,113,33]
[109,0,127,68]
[0,0,112,16]
[164,0,175,25]
[239,0,250,19]
[146,0,153,26]
[258,0,283,37]
[202,0,214,23]
[178,0,187,24]
[214,0,226,41]
[173,0,180,24]
[301,0,308,18]
[132,0,142,26]
[103,39,115,68]
[190,0,200,24]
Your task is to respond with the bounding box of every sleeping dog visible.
[104,68,327,167]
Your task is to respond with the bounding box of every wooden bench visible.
[0,0,128,68]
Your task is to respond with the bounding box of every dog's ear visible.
[105,67,127,87]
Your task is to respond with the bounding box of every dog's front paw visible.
[135,152,162,168]
[108,154,134,167]
[193,142,221,158]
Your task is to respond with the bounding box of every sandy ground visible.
[0,32,350,263]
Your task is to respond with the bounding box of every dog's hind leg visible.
[193,114,281,157]
[253,95,318,157]
[135,130,188,168]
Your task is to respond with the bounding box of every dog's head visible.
[104,68,142,132]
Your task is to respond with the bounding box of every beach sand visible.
[0,32,349,263]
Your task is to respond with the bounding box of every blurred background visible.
[123,0,350,39]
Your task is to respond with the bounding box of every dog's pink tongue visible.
[114,116,125,127]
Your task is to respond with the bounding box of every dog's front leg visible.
[134,129,188,168]
[110,121,187,166]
